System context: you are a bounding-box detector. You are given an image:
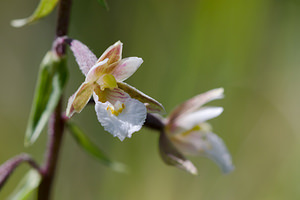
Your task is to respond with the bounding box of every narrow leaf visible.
[11,0,59,27]
[67,122,127,173]
[7,170,41,200]
[25,51,68,146]
[96,0,109,10]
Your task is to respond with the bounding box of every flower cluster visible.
[66,39,234,174]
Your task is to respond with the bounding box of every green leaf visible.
[67,122,127,173]
[96,0,109,10]
[11,0,59,27]
[7,170,41,200]
[25,51,68,146]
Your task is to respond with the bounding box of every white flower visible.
[161,88,234,174]
[66,39,164,141]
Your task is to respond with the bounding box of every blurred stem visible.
[37,100,65,200]
[37,0,72,199]
[0,154,41,190]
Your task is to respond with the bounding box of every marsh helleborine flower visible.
[66,39,164,141]
[161,88,234,174]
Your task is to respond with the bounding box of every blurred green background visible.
[1,0,300,199]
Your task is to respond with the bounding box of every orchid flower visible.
[160,88,234,174]
[66,39,164,141]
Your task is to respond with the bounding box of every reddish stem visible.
[37,0,72,199]
[37,100,65,200]
[0,154,41,190]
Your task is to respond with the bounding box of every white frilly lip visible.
[94,94,147,141]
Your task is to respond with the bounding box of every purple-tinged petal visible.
[105,87,131,104]
[93,87,131,106]
[95,98,146,141]
[66,82,94,117]
[69,40,98,75]
[168,88,224,126]
[112,57,143,82]
[97,41,123,65]
[117,82,165,114]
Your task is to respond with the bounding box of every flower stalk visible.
[37,100,65,200]
[144,113,165,131]
[37,0,72,199]
[0,154,41,190]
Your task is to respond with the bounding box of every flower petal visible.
[95,98,147,141]
[159,132,198,175]
[85,58,109,82]
[112,57,143,82]
[201,132,234,173]
[117,82,165,114]
[97,41,123,65]
[171,127,210,155]
[66,82,94,117]
[105,87,131,104]
[69,39,98,75]
[168,88,224,125]
[171,130,234,174]
[175,107,223,130]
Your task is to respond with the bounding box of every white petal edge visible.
[169,155,198,175]
[95,98,147,141]
[112,57,143,82]
[201,132,234,174]
[168,88,224,125]
[172,131,234,174]
[176,107,224,130]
